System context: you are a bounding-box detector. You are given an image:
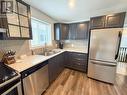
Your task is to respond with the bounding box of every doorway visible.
[117,28,127,75]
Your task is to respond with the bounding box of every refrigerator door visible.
[88,60,116,84]
[89,28,123,62]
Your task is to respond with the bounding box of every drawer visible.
[88,60,116,83]
[68,52,87,59]
[74,64,87,72]
[71,58,87,72]
[65,52,88,72]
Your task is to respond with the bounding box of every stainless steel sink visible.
[38,50,61,56]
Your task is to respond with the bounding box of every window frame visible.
[29,17,52,49]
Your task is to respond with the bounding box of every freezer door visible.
[87,60,116,83]
[89,28,123,62]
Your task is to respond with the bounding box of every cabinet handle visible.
[77,63,81,65]
[25,74,28,77]
[75,58,84,61]
[76,53,84,56]
[76,63,85,66]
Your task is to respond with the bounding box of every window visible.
[30,17,52,48]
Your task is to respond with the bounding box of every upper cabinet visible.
[90,12,126,29]
[61,24,69,40]
[105,13,126,28]
[54,21,89,40]
[0,0,32,40]
[69,23,77,40]
[69,22,89,40]
[76,21,89,39]
[90,16,105,29]
[54,23,69,40]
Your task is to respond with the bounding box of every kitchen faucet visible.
[43,43,48,56]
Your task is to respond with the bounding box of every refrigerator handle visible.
[115,31,122,60]
[90,60,116,66]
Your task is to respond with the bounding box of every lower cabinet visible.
[65,52,88,72]
[48,52,88,84]
[48,53,64,84]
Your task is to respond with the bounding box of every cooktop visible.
[0,62,19,86]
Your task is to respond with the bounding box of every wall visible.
[120,13,127,47]
[0,6,56,59]
[64,40,88,49]
[124,13,127,27]
[31,7,56,41]
[0,2,127,59]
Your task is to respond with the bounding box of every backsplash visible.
[64,40,88,49]
[0,40,31,59]
[0,40,56,60]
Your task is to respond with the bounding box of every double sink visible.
[38,49,61,56]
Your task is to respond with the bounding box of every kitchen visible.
[0,0,127,95]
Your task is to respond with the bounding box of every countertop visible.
[62,47,88,53]
[8,48,88,73]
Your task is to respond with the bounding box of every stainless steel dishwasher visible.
[21,61,49,95]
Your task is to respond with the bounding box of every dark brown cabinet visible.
[48,53,64,84]
[54,21,89,40]
[68,22,89,40]
[76,21,89,39]
[90,16,105,29]
[61,24,69,40]
[105,13,126,28]
[0,18,7,39]
[54,23,69,40]
[68,23,77,40]
[0,18,2,28]
[0,0,32,40]
[0,18,8,29]
[90,12,126,29]
[65,52,88,72]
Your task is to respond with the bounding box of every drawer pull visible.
[25,74,28,77]
[77,63,81,65]
[75,58,85,61]
[77,54,83,56]
[75,63,85,66]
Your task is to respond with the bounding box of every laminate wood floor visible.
[43,69,127,95]
[117,62,127,75]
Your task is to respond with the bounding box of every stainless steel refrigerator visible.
[87,28,123,84]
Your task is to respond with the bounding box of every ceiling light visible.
[69,0,75,8]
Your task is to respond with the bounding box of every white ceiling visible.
[23,0,127,23]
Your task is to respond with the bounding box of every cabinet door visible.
[7,13,19,25]
[61,24,69,40]
[8,25,21,37]
[18,2,28,16]
[48,59,55,83]
[54,23,61,40]
[57,53,64,74]
[105,12,126,28]
[0,18,2,28]
[54,23,69,40]
[64,52,69,67]
[21,27,30,38]
[77,22,89,39]
[65,52,76,68]
[2,18,8,29]
[19,15,29,27]
[69,23,77,40]
[90,16,105,29]
[48,57,57,83]
[48,54,64,84]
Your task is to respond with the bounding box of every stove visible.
[0,62,20,88]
